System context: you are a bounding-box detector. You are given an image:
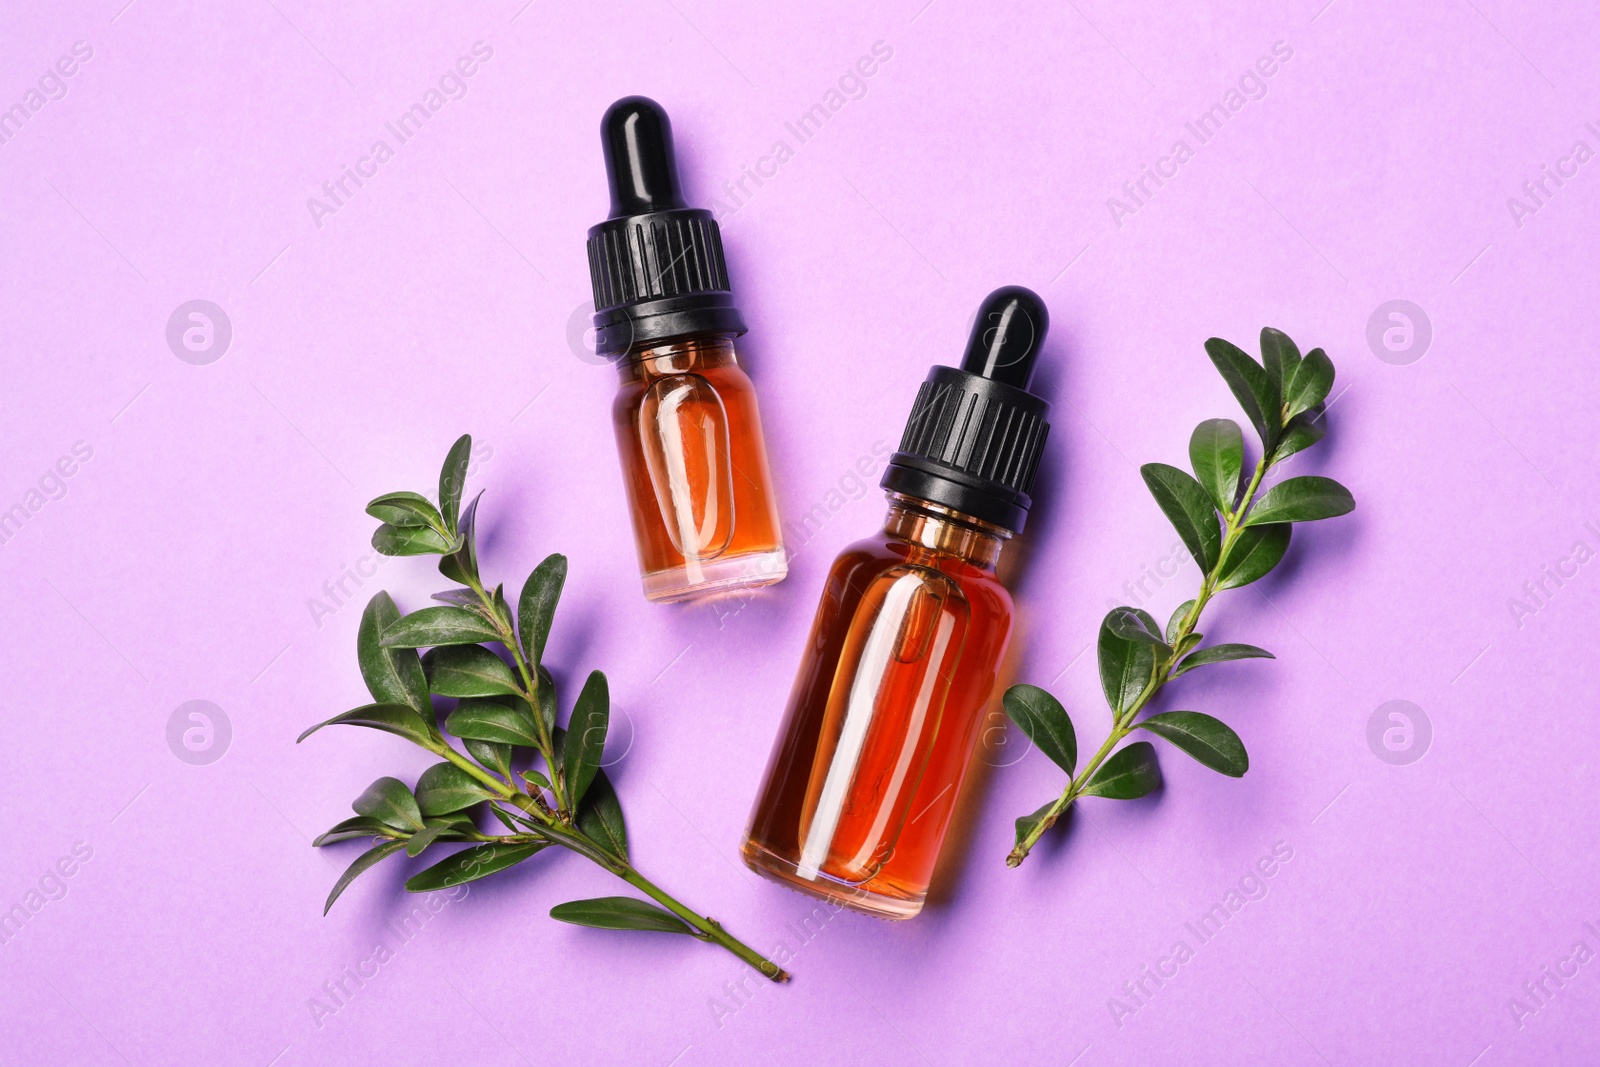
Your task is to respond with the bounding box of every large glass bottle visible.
[743,287,1053,919]
[586,97,786,602]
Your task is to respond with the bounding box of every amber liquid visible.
[742,497,1014,918]
[611,335,786,602]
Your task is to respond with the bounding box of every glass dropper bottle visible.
[586,96,787,603]
[742,286,1053,919]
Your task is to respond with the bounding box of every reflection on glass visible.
[612,336,785,602]
[639,372,735,562]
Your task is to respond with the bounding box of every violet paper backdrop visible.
[3,0,1598,1064]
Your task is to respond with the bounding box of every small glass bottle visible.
[742,286,1053,919]
[586,97,786,603]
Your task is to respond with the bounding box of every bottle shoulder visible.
[612,350,755,411]
[827,530,1014,611]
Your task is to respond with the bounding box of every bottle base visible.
[739,836,925,920]
[642,548,788,604]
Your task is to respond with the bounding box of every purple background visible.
[3,1,1597,1064]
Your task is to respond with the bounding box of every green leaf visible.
[1138,711,1248,777]
[1173,643,1274,678]
[353,776,424,831]
[439,491,483,586]
[522,769,552,792]
[423,645,522,698]
[535,666,558,735]
[439,434,472,535]
[1107,607,1168,649]
[1140,463,1222,571]
[549,897,694,935]
[372,523,454,556]
[518,554,568,666]
[406,821,451,858]
[1215,523,1292,590]
[365,491,444,530]
[297,702,436,747]
[1079,741,1162,800]
[313,815,393,847]
[1130,607,1165,641]
[1274,408,1326,461]
[465,738,515,780]
[1189,419,1245,515]
[357,592,432,720]
[432,588,483,610]
[1002,685,1077,775]
[1175,632,1202,657]
[1166,601,1195,645]
[1184,643,1267,668]
[491,583,512,632]
[416,762,493,817]
[563,671,610,809]
[380,606,502,649]
[1205,337,1280,448]
[1098,610,1157,716]
[490,690,542,721]
[1284,347,1334,420]
[1014,801,1057,849]
[1244,476,1355,526]
[1259,327,1302,396]
[446,698,542,746]
[404,841,547,892]
[576,768,628,860]
[325,840,406,914]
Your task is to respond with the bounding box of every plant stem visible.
[429,678,790,981]
[437,742,519,797]
[620,867,792,981]
[1007,453,1276,868]
[515,794,789,981]
[462,573,571,818]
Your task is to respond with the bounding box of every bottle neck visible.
[882,493,1009,571]
[613,333,736,382]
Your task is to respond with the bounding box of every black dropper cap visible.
[586,96,746,358]
[880,286,1052,533]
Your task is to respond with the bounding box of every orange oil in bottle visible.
[612,335,785,602]
[743,498,1012,917]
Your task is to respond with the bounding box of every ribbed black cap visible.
[881,286,1052,533]
[586,96,746,358]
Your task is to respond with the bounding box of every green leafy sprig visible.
[1005,329,1354,867]
[301,435,789,981]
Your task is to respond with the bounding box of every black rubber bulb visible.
[601,96,687,218]
[959,285,1049,390]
